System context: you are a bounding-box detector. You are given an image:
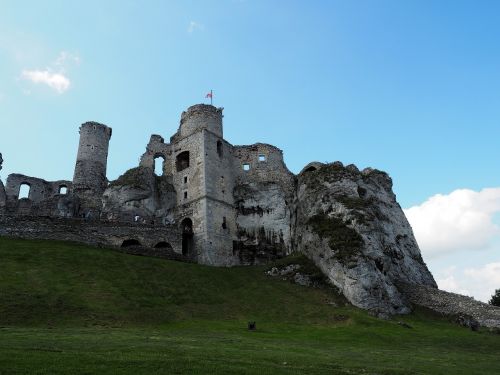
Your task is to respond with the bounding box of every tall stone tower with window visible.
[72,121,112,218]
[169,104,237,265]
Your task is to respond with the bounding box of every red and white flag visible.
[205,92,213,98]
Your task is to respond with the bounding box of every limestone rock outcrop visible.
[233,181,292,264]
[293,162,437,316]
[101,166,177,223]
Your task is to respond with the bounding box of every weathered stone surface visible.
[399,282,500,328]
[233,181,291,264]
[293,162,437,316]
[102,166,177,224]
[0,215,181,254]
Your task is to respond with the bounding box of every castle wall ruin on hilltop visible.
[2,103,500,324]
[0,104,296,266]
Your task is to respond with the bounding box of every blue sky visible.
[1,1,499,301]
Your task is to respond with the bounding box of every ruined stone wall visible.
[199,130,238,266]
[5,174,72,202]
[399,282,500,328]
[4,174,75,217]
[0,215,182,253]
[169,130,208,262]
[233,143,296,196]
[139,134,173,176]
[232,143,296,262]
[72,122,112,215]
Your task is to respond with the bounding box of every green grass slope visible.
[0,237,499,375]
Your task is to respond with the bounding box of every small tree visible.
[489,289,500,307]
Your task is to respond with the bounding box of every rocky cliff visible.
[293,162,437,316]
[101,167,176,223]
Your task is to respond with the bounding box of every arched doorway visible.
[181,218,194,256]
[154,241,173,250]
[121,239,141,248]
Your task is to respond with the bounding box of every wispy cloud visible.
[20,51,80,94]
[21,70,70,94]
[188,21,204,33]
[404,188,500,258]
[55,51,80,67]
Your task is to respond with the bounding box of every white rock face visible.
[293,162,437,316]
[233,181,292,264]
[101,167,176,223]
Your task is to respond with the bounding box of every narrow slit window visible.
[184,191,188,199]
[184,176,188,184]
[217,140,223,157]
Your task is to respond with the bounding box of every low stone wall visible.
[0,215,182,255]
[399,282,500,328]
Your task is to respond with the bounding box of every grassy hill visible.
[0,237,499,374]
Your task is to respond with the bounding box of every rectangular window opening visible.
[184,176,188,184]
[243,163,250,171]
[184,191,188,199]
[258,154,266,162]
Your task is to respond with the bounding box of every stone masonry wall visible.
[0,215,182,254]
[139,134,173,176]
[72,122,112,214]
[399,282,500,328]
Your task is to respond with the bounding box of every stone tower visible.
[170,104,237,265]
[72,121,112,217]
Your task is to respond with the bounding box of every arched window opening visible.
[59,185,68,195]
[19,183,30,199]
[176,151,190,172]
[121,239,141,248]
[217,140,223,158]
[154,156,165,176]
[154,242,173,250]
[181,218,194,256]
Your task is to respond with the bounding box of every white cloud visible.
[21,69,70,94]
[435,263,500,302]
[19,51,80,94]
[404,188,500,258]
[188,21,204,33]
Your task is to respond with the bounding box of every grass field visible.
[0,237,499,374]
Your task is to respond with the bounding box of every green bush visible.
[489,289,500,307]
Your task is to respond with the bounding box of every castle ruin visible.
[2,103,500,324]
[0,104,295,266]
